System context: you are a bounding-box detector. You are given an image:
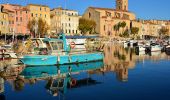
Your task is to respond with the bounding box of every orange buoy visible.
[70,42,76,49]
[70,78,77,86]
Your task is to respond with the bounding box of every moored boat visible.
[20,33,104,66]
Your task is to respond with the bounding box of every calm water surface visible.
[0,44,170,100]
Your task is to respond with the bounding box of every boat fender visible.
[58,56,60,62]
[70,78,77,86]
[70,42,76,49]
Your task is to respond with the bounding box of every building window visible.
[36,14,38,17]
[31,13,33,17]
[72,30,74,33]
[104,25,105,31]
[16,11,18,15]
[40,14,42,17]
[69,23,71,27]
[69,30,71,33]
[20,17,22,22]
[16,17,18,22]
[66,30,67,33]
[89,12,91,18]
[76,30,78,33]
[40,7,42,11]
[69,18,70,21]
[45,14,46,18]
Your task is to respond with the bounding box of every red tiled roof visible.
[27,4,49,7]
[88,7,133,13]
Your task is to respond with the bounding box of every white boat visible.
[166,45,170,52]
[123,41,129,48]
[150,51,161,56]
[0,45,18,59]
[150,45,162,52]
[136,46,146,52]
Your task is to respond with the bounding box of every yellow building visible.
[83,0,170,38]
[116,0,128,11]
[83,0,136,37]
[131,20,170,38]
[0,5,9,34]
[27,4,50,26]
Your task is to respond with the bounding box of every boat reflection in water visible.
[17,61,104,96]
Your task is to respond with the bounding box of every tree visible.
[27,18,36,37]
[113,23,120,36]
[159,27,169,38]
[37,18,50,37]
[27,18,50,38]
[121,29,129,38]
[78,18,96,35]
[114,21,126,36]
[130,27,139,38]
[120,21,126,32]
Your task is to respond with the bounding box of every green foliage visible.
[159,27,169,37]
[27,18,36,33]
[130,27,139,37]
[120,21,126,28]
[37,18,50,37]
[78,18,96,35]
[121,29,129,38]
[27,18,50,38]
[113,21,127,36]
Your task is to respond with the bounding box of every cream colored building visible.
[50,7,80,35]
[83,0,136,37]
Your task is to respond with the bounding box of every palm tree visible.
[114,23,120,36]
[120,21,126,33]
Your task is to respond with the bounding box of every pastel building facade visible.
[1,4,30,35]
[0,6,9,34]
[131,20,170,37]
[83,0,136,37]
[27,4,50,25]
[50,7,80,35]
[83,7,135,37]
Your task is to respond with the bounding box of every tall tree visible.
[130,27,139,38]
[159,27,169,38]
[120,21,126,32]
[27,18,50,38]
[78,18,96,35]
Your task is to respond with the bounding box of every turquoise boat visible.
[20,33,104,66]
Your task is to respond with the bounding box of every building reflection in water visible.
[103,43,170,82]
[103,44,136,82]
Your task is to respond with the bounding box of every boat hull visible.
[20,52,104,66]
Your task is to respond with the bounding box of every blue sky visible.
[1,0,169,20]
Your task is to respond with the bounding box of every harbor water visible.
[0,44,170,100]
